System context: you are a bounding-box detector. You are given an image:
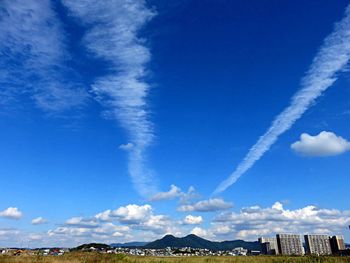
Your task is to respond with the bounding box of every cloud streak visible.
[0,0,87,112]
[62,0,156,196]
[214,4,350,194]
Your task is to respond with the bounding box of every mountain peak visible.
[163,234,176,238]
[185,234,198,238]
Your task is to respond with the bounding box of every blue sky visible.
[1,0,350,247]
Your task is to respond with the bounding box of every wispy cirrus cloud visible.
[0,0,87,112]
[214,4,350,194]
[62,0,157,197]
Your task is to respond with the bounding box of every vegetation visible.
[1,253,350,263]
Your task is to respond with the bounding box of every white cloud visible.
[94,204,176,234]
[119,142,134,151]
[95,210,113,222]
[112,204,153,224]
[0,207,23,219]
[2,202,350,247]
[210,202,350,240]
[148,185,199,203]
[62,0,157,197]
[190,227,214,240]
[291,131,350,156]
[178,198,233,212]
[0,0,87,112]
[179,186,200,205]
[47,203,183,246]
[65,217,98,228]
[150,185,183,201]
[214,3,350,194]
[31,217,48,225]
[183,215,203,225]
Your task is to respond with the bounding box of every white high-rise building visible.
[304,235,332,255]
[258,237,279,255]
[276,234,304,255]
[330,235,345,254]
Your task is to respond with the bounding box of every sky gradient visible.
[1,0,350,247]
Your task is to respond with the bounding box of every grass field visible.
[1,253,350,263]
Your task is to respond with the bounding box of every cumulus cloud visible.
[183,215,203,225]
[48,221,131,246]
[31,217,48,225]
[3,202,350,247]
[0,207,23,219]
[179,186,200,205]
[214,3,350,194]
[190,227,214,240]
[291,131,350,156]
[209,202,350,240]
[95,210,114,222]
[94,204,174,233]
[48,203,182,246]
[178,198,233,212]
[113,204,153,224]
[149,185,199,203]
[150,185,183,201]
[62,0,157,197]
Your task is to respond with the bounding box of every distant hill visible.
[144,234,260,251]
[110,241,148,248]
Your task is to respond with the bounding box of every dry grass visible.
[1,253,350,263]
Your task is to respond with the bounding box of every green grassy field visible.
[1,253,350,263]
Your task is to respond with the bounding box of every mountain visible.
[144,234,260,251]
[110,241,148,248]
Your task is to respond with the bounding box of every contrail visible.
[214,4,350,194]
[62,0,157,197]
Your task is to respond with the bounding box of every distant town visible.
[1,232,349,257]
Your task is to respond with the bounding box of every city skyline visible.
[1,0,350,247]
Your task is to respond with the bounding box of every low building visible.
[233,247,247,256]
